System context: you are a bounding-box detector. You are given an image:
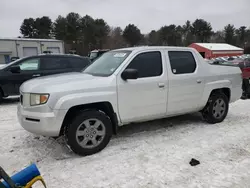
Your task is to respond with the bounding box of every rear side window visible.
[41,57,70,70]
[69,57,91,69]
[168,51,197,74]
[126,51,162,78]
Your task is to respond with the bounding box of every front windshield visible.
[0,57,25,70]
[84,50,131,76]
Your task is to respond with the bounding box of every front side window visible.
[18,58,40,71]
[84,51,131,76]
[168,51,197,74]
[126,51,162,78]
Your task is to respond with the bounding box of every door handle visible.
[32,74,40,77]
[197,79,202,84]
[158,83,165,88]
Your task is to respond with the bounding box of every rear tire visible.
[66,110,112,156]
[202,92,229,124]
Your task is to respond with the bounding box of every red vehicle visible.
[219,58,250,99]
[238,60,250,99]
[239,60,250,79]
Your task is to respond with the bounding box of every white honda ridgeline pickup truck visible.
[18,46,242,156]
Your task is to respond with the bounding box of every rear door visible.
[166,50,205,115]
[68,57,91,72]
[40,56,71,76]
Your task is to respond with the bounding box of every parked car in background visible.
[18,46,242,156]
[0,54,91,102]
[218,59,250,99]
[89,49,110,61]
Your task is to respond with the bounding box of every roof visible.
[36,54,87,58]
[194,43,243,51]
[0,37,62,42]
[13,54,88,60]
[113,46,194,52]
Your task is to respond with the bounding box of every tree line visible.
[20,12,250,55]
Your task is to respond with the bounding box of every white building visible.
[0,37,64,64]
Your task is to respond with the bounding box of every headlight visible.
[30,94,49,106]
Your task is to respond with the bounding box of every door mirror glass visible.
[121,69,138,80]
[10,65,21,73]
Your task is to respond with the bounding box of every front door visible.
[166,50,205,115]
[7,57,41,95]
[117,51,168,123]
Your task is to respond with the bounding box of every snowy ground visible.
[1,98,250,188]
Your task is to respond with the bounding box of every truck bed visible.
[211,62,250,79]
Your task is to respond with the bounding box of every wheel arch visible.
[60,101,118,136]
[210,88,231,101]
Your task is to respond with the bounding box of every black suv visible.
[0,54,91,101]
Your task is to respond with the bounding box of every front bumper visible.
[17,104,67,137]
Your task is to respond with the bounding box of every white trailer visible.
[0,37,64,64]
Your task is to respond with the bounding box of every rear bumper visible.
[17,104,67,137]
[230,85,242,103]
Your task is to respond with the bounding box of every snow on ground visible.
[1,98,250,188]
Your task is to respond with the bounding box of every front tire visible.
[202,92,229,124]
[66,110,112,156]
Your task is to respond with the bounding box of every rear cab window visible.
[168,51,197,74]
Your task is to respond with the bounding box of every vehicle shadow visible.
[115,113,204,138]
[27,113,205,161]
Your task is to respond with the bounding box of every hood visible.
[20,72,115,93]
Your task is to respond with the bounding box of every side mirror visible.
[10,65,21,73]
[121,69,138,80]
[10,57,19,62]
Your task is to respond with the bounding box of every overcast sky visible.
[0,0,249,37]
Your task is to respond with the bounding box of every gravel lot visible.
[1,98,250,188]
